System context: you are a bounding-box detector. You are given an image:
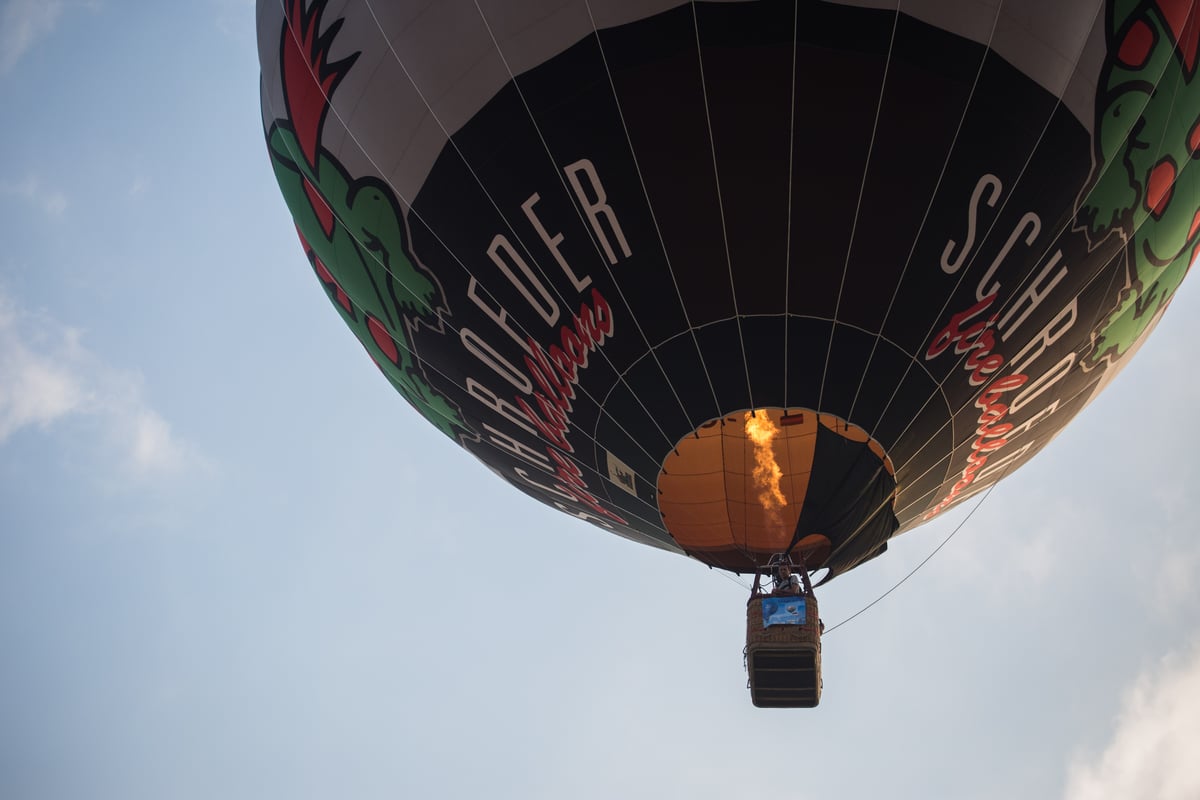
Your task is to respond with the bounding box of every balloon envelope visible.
[258,0,1196,578]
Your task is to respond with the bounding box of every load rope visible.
[823,477,1001,635]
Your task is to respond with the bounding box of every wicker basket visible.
[745,594,822,708]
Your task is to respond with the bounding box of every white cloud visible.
[0,290,198,479]
[0,0,65,75]
[129,408,187,475]
[0,296,88,438]
[1143,537,1200,620]
[1,176,68,215]
[1064,642,1200,800]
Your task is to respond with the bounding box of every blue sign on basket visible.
[762,596,806,627]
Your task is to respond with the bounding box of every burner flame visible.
[744,411,788,532]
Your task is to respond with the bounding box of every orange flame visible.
[744,411,787,532]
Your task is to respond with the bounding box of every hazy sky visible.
[2,2,1199,799]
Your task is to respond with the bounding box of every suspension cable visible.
[823,475,1002,635]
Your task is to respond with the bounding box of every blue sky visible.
[2,2,1200,798]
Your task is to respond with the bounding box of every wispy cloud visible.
[0,297,87,438]
[1142,534,1200,620]
[1064,642,1200,800]
[923,489,1101,599]
[128,408,188,476]
[1,176,68,215]
[0,290,200,479]
[212,0,254,42]
[0,0,65,75]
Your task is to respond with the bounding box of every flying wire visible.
[822,472,1004,635]
[714,568,754,592]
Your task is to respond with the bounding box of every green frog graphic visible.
[1081,0,1200,366]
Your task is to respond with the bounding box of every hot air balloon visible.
[258,0,1198,704]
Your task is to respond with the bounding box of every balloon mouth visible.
[656,408,893,573]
